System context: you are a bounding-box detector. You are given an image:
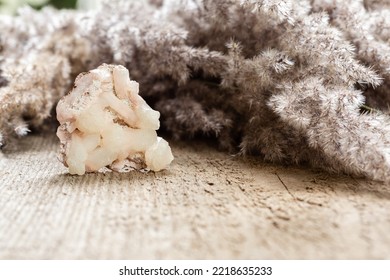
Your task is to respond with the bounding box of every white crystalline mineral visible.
[56,64,174,175]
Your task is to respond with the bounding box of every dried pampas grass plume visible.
[1,0,390,181]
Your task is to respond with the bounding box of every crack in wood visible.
[275,173,297,201]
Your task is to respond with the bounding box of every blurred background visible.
[0,0,103,13]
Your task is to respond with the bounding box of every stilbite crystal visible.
[56,64,174,175]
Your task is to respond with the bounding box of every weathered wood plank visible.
[0,133,389,259]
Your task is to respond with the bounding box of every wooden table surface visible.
[0,133,389,259]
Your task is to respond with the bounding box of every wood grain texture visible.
[0,133,390,259]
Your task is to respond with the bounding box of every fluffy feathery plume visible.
[240,0,294,23]
[2,0,390,181]
[311,0,390,110]
[269,77,390,180]
[0,7,93,146]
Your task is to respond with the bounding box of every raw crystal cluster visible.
[56,64,174,175]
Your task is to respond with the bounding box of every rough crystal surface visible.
[56,64,174,175]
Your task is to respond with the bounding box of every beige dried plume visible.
[3,1,390,181]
